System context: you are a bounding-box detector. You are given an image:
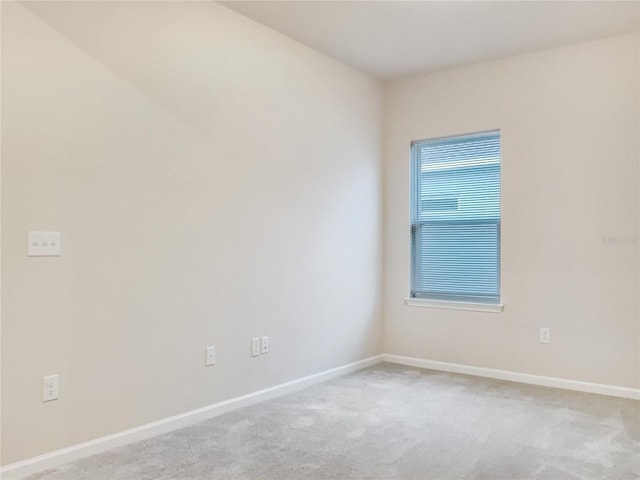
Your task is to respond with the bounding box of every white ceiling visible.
[219,1,640,79]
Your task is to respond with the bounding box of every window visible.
[410,131,501,305]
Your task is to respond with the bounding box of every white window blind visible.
[410,131,501,304]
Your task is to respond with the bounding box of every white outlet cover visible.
[251,338,261,357]
[539,328,550,344]
[43,374,59,402]
[206,346,216,366]
[261,336,269,354]
[28,231,61,256]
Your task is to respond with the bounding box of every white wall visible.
[384,33,639,389]
[1,1,383,464]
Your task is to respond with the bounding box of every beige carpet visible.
[27,364,640,480]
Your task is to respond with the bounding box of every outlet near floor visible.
[43,374,59,402]
[205,346,216,366]
[251,338,261,357]
[539,328,550,344]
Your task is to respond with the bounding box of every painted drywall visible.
[1,1,382,464]
[383,33,640,389]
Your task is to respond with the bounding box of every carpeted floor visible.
[27,364,639,480]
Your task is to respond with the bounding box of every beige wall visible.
[2,0,639,468]
[383,33,640,389]
[1,1,383,464]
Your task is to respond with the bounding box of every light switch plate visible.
[28,231,61,256]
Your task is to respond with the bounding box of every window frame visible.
[408,130,503,311]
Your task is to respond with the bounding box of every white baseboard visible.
[383,354,640,400]
[4,353,636,479]
[0,355,383,480]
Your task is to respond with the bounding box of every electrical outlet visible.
[43,375,59,402]
[539,328,550,344]
[206,346,216,366]
[251,337,261,357]
[261,336,269,354]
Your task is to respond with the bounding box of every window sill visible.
[403,298,504,313]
